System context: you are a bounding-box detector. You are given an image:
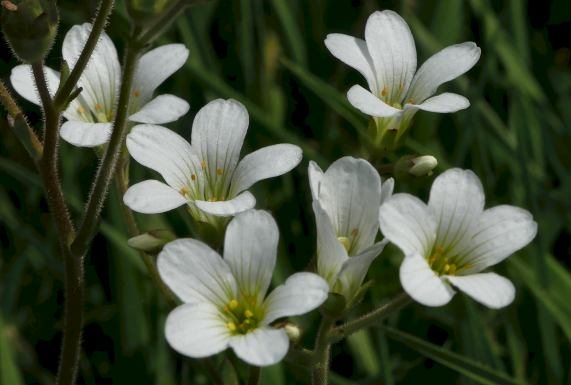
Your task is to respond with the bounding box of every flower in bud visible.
[127,0,170,25]
[1,0,58,63]
[275,322,302,343]
[409,155,438,176]
[127,229,175,254]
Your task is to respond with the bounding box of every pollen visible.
[200,160,206,169]
[132,89,140,97]
[244,309,254,318]
[179,186,190,196]
[76,106,85,114]
[228,299,239,309]
[191,174,196,181]
[216,168,223,175]
[95,103,103,111]
[226,322,237,332]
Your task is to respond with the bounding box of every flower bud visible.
[127,229,175,254]
[127,0,170,25]
[1,0,58,63]
[408,155,438,177]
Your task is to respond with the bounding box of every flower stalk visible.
[311,317,336,385]
[247,365,262,385]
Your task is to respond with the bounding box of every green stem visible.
[0,80,43,161]
[137,0,200,45]
[53,0,115,109]
[70,43,141,257]
[247,365,261,385]
[328,293,411,344]
[31,61,84,385]
[114,160,178,307]
[199,358,226,385]
[311,317,336,385]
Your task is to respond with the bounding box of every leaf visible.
[384,327,527,385]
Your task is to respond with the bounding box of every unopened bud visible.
[1,0,58,63]
[409,155,438,176]
[127,229,175,254]
[127,0,170,25]
[274,321,302,343]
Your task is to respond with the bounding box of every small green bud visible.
[127,0,170,26]
[127,229,175,254]
[1,0,58,63]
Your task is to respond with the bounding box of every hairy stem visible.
[53,0,115,109]
[31,61,84,385]
[328,293,411,344]
[311,317,335,385]
[114,161,177,307]
[0,80,43,161]
[247,365,261,385]
[71,43,141,257]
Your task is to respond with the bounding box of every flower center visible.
[427,245,471,276]
[222,298,262,335]
[337,228,359,254]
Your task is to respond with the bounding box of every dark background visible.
[1,0,570,384]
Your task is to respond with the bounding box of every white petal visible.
[460,205,537,272]
[380,177,395,205]
[324,33,378,93]
[126,124,200,191]
[400,253,455,307]
[364,10,417,103]
[229,144,302,196]
[313,201,348,286]
[428,168,485,253]
[157,238,237,305]
[195,191,256,217]
[191,99,249,195]
[133,44,189,101]
[123,180,187,214]
[165,303,230,358]
[128,94,190,124]
[223,210,278,302]
[10,65,59,106]
[229,327,289,367]
[335,240,387,301]
[308,161,324,201]
[263,272,329,324]
[405,93,470,113]
[347,85,401,117]
[318,157,382,255]
[60,121,112,147]
[446,273,515,309]
[407,42,481,104]
[63,23,120,119]
[379,193,436,256]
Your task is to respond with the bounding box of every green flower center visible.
[427,245,472,276]
[222,298,263,335]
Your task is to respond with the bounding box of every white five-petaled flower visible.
[325,10,481,136]
[379,169,537,309]
[158,209,329,366]
[123,99,303,224]
[10,23,189,147]
[309,156,394,304]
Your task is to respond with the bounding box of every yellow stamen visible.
[200,160,207,169]
[132,89,140,97]
[207,197,218,202]
[228,299,239,309]
[95,103,103,111]
[226,322,237,332]
[337,236,351,252]
[179,186,190,196]
[381,85,388,97]
[77,106,85,114]
[216,168,223,176]
[191,174,196,181]
[244,310,254,318]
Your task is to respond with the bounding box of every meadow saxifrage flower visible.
[325,10,481,146]
[10,23,189,147]
[123,98,302,224]
[309,156,393,304]
[158,209,329,366]
[379,168,537,308]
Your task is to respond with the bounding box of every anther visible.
[191,174,196,181]
[228,299,239,309]
[132,89,140,97]
[95,103,103,111]
[216,168,223,176]
[226,322,237,332]
[179,186,190,196]
[244,310,254,318]
[200,160,206,169]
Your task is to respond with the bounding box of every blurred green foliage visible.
[1,0,570,384]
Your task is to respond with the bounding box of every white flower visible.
[324,10,481,137]
[158,209,329,366]
[123,99,302,223]
[10,23,189,147]
[309,156,394,303]
[379,168,537,308]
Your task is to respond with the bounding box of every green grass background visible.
[1,0,570,384]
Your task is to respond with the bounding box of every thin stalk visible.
[71,43,141,257]
[328,293,411,344]
[198,358,226,385]
[247,365,261,385]
[0,80,43,161]
[114,161,178,307]
[137,0,201,45]
[311,317,335,385]
[53,0,115,109]
[31,62,83,385]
